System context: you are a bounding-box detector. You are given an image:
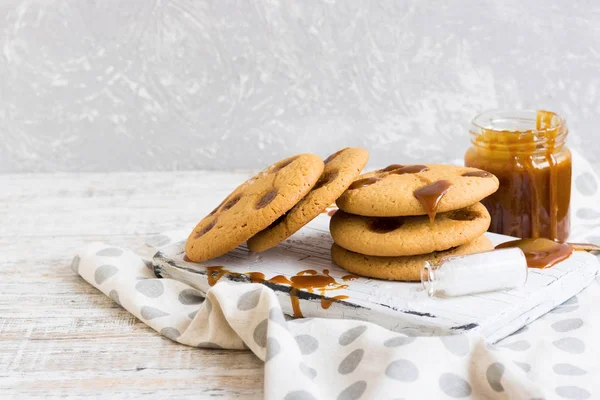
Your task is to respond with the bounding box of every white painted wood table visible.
[0,171,266,399]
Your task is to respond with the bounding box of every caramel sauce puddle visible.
[183,255,349,318]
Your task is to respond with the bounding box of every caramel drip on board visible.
[413,180,453,223]
[269,269,348,317]
[247,272,266,283]
[321,295,350,310]
[290,288,304,318]
[297,269,318,276]
[269,275,293,285]
[496,238,573,269]
[184,258,350,317]
[205,266,227,286]
[568,242,600,252]
[342,275,358,282]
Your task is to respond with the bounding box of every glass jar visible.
[465,110,571,241]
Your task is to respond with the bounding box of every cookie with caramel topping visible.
[330,235,494,281]
[330,203,490,256]
[185,154,324,262]
[247,147,369,252]
[336,164,499,218]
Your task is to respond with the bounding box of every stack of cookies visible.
[329,164,500,281]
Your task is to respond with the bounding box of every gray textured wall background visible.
[1,0,599,173]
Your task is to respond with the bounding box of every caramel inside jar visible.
[465,110,571,241]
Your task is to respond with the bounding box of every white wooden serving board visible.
[153,213,599,343]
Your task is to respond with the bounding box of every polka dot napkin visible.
[72,149,600,400]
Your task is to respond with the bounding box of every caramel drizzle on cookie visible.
[413,180,453,223]
[348,164,429,191]
[462,170,491,178]
[348,177,381,190]
[380,164,429,175]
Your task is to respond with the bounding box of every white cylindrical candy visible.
[420,248,528,297]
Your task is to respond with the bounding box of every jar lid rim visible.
[471,109,566,134]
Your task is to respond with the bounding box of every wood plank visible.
[0,172,264,398]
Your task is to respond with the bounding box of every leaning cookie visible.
[185,154,324,263]
[336,164,499,218]
[330,203,491,256]
[247,148,369,252]
[330,235,494,281]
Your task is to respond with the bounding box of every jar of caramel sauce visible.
[465,110,571,241]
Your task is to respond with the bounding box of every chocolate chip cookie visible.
[336,164,499,220]
[330,202,491,256]
[185,154,325,262]
[330,235,494,281]
[247,148,369,252]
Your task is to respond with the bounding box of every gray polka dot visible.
[299,362,317,380]
[237,288,262,311]
[514,361,531,372]
[188,309,199,319]
[575,172,598,196]
[94,264,118,285]
[109,290,121,305]
[140,306,169,320]
[553,337,585,354]
[555,386,591,399]
[70,255,80,274]
[486,363,505,392]
[284,391,317,400]
[269,307,288,330]
[198,342,223,349]
[385,359,419,382]
[576,208,600,219]
[384,336,416,347]
[497,340,531,352]
[439,373,472,398]
[253,319,268,348]
[145,234,171,248]
[440,335,469,356]
[552,318,583,333]
[96,248,124,257]
[178,289,204,305]
[160,327,180,340]
[553,363,587,376]
[338,349,364,375]
[135,279,164,298]
[295,334,319,355]
[339,326,367,346]
[337,381,367,400]
[265,337,280,362]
